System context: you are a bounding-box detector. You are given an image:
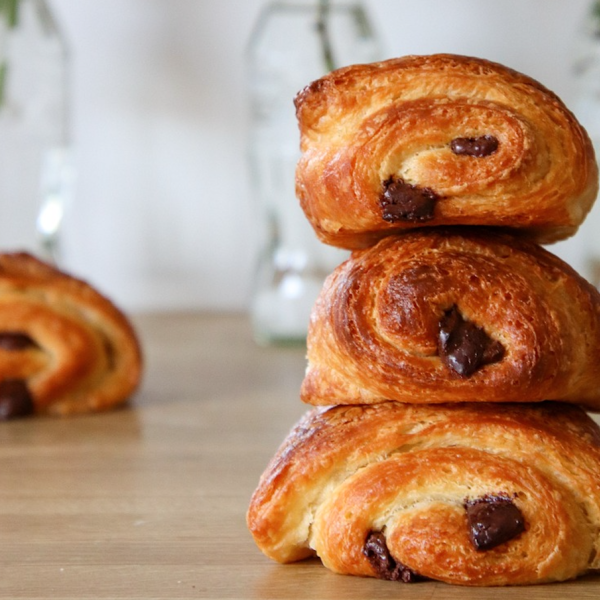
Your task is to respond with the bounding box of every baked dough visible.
[295,54,598,248]
[0,253,142,418]
[247,401,600,586]
[301,228,600,410]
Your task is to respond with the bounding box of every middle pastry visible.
[301,227,600,410]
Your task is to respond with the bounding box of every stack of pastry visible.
[247,54,600,586]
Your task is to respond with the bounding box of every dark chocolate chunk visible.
[380,177,438,223]
[450,135,499,158]
[0,332,37,351]
[465,496,525,551]
[363,531,423,583]
[438,306,504,377]
[0,379,35,420]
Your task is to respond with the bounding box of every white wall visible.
[48,0,593,312]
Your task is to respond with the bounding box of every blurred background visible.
[8,0,599,314]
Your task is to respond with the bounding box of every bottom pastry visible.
[247,401,600,586]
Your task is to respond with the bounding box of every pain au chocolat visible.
[0,253,142,418]
[301,228,600,410]
[247,401,600,586]
[294,54,598,248]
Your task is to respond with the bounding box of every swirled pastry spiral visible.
[247,401,600,586]
[0,253,142,418]
[301,228,600,410]
[294,54,598,248]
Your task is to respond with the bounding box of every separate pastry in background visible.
[295,54,598,249]
[247,401,600,586]
[301,228,600,410]
[0,252,142,419]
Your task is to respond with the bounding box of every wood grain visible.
[0,312,596,599]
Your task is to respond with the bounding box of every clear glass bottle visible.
[573,0,600,286]
[247,0,383,345]
[0,0,72,264]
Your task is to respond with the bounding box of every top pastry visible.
[295,54,598,249]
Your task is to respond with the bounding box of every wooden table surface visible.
[0,312,598,599]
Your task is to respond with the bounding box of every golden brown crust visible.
[295,54,598,248]
[247,401,600,586]
[0,253,142,417]
[301,228,600,409]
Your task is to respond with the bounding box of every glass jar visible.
[0,0,72,263]
[246,0,383,345]
[573,0,600,286]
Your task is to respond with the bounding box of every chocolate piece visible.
[438,306,504,377]
[0,379,35,420]
[465,496,525,551]
[363,531,423,582]
[450,135,499,157]
[380,177,438,223]
[0,332,37,351]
